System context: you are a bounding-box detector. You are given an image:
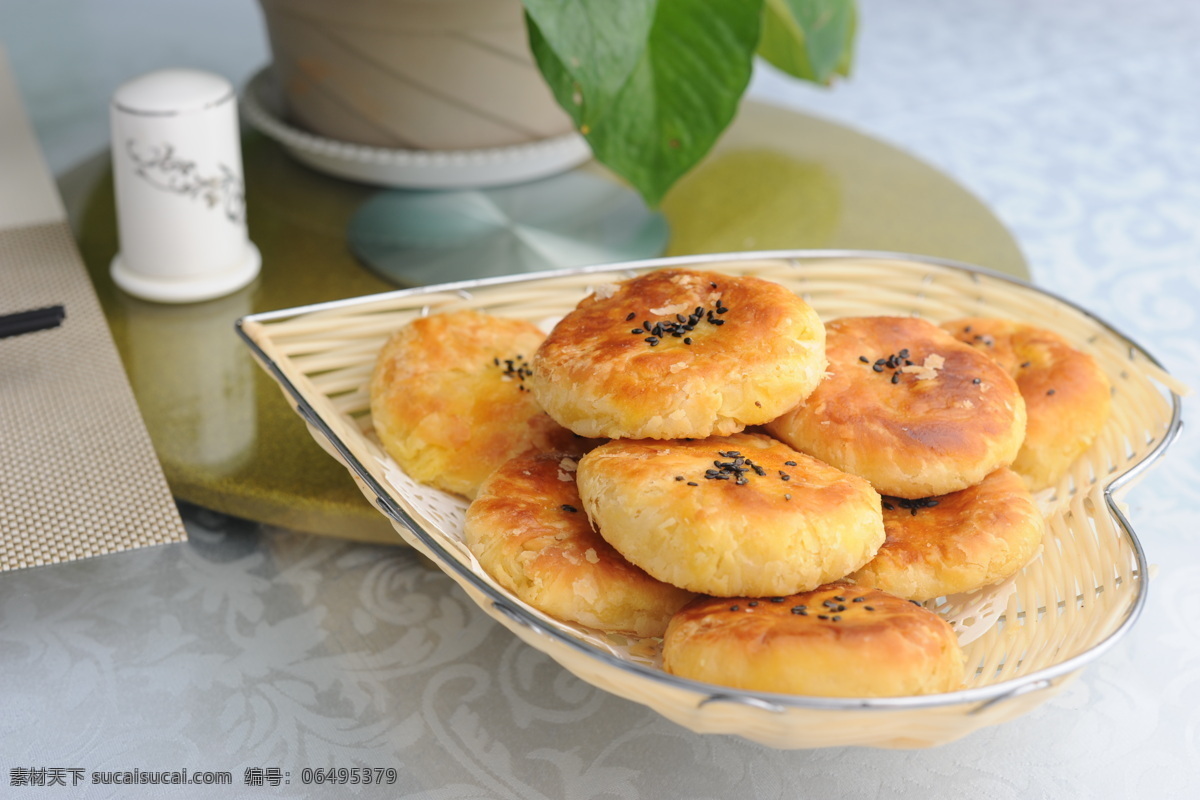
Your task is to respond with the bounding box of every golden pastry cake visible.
[847,467,1044,601]
[529,268,826,439]
[766,315,1027,498]
[464,450,695,637]
[662,582,965,697]
[370,310,585,499]
[575,432,884,597]
[942,317,1113,490]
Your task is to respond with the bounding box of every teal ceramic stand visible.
[347,171,669,286]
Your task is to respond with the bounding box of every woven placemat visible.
[0,221,186,569]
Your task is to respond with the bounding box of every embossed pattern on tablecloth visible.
[0,0,1198,797]
[0,222,185,568]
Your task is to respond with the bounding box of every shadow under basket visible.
[236,250,1185,749]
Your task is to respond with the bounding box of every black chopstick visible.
[0,305,66,339]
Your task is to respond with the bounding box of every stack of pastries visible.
[370,268,1113,698]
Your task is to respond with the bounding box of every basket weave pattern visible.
[239,253,1182,748]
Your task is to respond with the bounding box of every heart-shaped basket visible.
[237,251,1184,749]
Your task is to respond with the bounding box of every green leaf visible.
[526,0,763,207]
[758,0,856,84]
[522,0,656,127]
[834,1,857,78]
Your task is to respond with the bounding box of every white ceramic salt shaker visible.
[109,69,260,303]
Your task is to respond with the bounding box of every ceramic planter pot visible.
[256,0,577,151]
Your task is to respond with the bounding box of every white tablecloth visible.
[1,1,1197,797]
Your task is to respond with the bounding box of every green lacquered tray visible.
[61,101,1027,544]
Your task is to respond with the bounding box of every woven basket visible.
[237,251,1184,749]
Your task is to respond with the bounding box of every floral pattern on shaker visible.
[125,139,246,223]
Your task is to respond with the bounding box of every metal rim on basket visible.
[236,248,1184,715]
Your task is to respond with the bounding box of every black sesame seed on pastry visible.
[766,315,1027,499]
[464,450,695,638]
[942,317,1112,491]
[530,268,826,440]
[847,467,1044,601]
[662,582,965,697]
[370,310,589,499]
[576,432,884,598]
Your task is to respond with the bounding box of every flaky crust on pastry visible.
[848,467,1044,601]
[576,432,883,597]
[464,450,695,637]
[942,317,1112,491]
[530,268,826,439]
[370,310,584,499]
[766,316,1027,498]
[663,582,965,697]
